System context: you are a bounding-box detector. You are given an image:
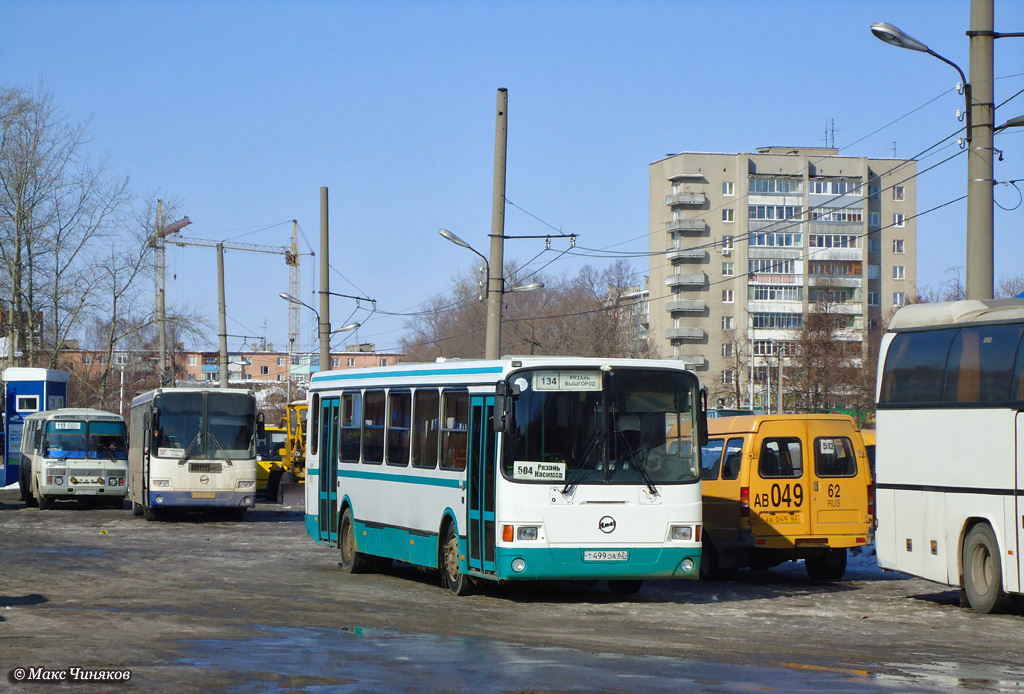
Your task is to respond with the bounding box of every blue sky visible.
[2,1,1022,354]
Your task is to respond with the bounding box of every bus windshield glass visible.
[43,420,127,460]
[206,391,255,458]
[505,368,700,485]
[153,391,255,459]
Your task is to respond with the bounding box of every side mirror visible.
[698,388,709,447]
[492,381,521,433]
[256,411,266,439]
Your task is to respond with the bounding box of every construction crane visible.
[162,221,309,379]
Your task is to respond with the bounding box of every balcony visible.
[665,299,706,313]
[808,246,863,262]
[673,355,707,370]
[809,275,863,288]
[748,273,801,285]
[666,327,705,341]
[666,247,705,262]
[665,192,705,206]
[666,218,706,234]
[665,272,705,288]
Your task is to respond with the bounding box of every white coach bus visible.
[875,299,1024,613]
[128,387,260,521]
[304,356,707,595]
[19,408,128,509]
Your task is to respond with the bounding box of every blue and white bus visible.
[304,356,707,595]
[128,387,260,521]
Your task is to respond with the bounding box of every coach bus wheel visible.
[36,489,52,510]
[962,523,1013,614]
[441,523,473,596]
[132,502,144,517]
[339,508,371,574]
[805,548,847,581]
[608,580,643,595]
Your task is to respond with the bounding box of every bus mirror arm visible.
[698,388,709,447]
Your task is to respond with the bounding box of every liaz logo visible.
[599,516,617,534]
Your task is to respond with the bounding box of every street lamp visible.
[870,22,972,143]
[438,228,544,359]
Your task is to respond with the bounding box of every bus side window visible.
[759,438,802,478]
[440,391,468,471]
[309,394,320,457]
[340,392,361,463]
[412,389,440,469]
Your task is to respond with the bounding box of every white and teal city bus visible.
[19,408,128,509]
[304,356,707,595]
[128,387,260,521]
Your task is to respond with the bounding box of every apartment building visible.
[648,146,916,406]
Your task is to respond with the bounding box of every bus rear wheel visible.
[805,548,847,581]
[339,508,371,574]
[962,523,1013,614]
[441,523,472,596]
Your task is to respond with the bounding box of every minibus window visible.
[721,438,744,480]
[700,439,724,480]
[758,438,802,478]
[814,437,857,477]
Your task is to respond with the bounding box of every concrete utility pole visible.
[319,187,331,372]
[966,0,995,300]
[150,200,191,386]
[485,88,508,360]
[217,243,229,387]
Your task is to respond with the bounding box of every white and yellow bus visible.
[876,299,1024,613]
[128,387,260,521]
[304,357,708,595]
[19,408,128,509]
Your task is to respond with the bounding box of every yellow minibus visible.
[700,414,873,580]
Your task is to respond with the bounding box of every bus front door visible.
[318,397,340,544]
[467,396,496,575]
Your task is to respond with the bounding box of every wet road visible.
[1,489,1022,693]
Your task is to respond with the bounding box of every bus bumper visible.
[148,491,255,508]
[492,546,701,581]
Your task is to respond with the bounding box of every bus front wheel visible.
[339,508,371,574]
[441,523,473,596]
[962,523,1013,614]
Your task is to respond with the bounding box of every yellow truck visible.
[264,402,307,504]
[256,425,288,498]
[699,414,873,581]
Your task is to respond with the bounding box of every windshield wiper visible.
[178,432,201,466]
[616,430,658,496]
[58,444,83,462]
[207,433,234,467]
[95,444,118,463]
[561,429,602,496]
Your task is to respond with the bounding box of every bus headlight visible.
[669,525,693,541]
[152,479,171,488]
[681,558,695,573]
[108,477,118,487]
[54,476,64,486]
[237,480,255,489]
[511,558,527,573]
[517,526,539,541]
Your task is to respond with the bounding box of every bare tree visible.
[0,85,130,368]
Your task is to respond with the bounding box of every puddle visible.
[176,625,1016,693]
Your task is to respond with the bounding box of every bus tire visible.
[24,481,38,508]
[962,523,1013,614]
[265,467,284,502]
[132,502,144,517]
[36,487,51,511]
[339,507,371,574]
[440,522,473,596]
[608,580,643,595]
[805,548,847,581]
[143,505,161,522]
[699,539,735,581]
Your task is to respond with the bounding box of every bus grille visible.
[189,462,222,474]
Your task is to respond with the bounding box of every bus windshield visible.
[505,367,700,485]
[43,420,128,460]
[153,391,255,459]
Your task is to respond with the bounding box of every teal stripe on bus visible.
[313,366,504,383]
[338,468,463,489]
